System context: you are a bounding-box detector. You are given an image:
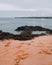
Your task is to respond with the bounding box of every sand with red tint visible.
[0,35,52,65]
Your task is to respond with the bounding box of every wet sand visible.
[0,35,52,65]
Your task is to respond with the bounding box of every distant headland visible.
[15,17,52,19]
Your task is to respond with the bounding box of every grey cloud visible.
[0,0,52,9]
[0,0,52,17]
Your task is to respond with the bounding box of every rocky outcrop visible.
[0,30,46,40]
[0,26,52,40]
[15,26,52,34]
[0,31,14,40]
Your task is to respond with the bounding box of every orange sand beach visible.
[0,35,52,65]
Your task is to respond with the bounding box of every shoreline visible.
[0,26,52,64]
[0,25,52,40]
[0,30,51,40]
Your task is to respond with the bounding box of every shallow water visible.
[0,17,52,34]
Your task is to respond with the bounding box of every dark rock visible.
[15,25,52,34]
[0,30,2,32]
[0,26,52,40]
[18,31,32,40]
[0,31,14,40]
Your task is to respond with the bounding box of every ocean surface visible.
[0,17,52,34]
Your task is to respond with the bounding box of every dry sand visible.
[0,35,52,65]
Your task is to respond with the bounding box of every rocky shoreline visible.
[0,26,52,40]
[15,26,52,32]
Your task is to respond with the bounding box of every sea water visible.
[0,17,52,34]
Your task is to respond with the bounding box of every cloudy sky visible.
[0,0,52,17]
